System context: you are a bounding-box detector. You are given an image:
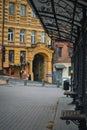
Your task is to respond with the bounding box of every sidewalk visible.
[53,96,78,130]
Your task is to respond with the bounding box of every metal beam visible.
[70,0,77,41]
[51,0,61,38]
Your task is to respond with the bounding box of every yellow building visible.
[0,0,53,83]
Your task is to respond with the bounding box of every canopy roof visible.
[27,0,87,43]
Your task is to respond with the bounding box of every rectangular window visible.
[8,3,14,15]
[20,5,26,16]
[68,47,73,57]
[20,30,25,43]
[20,51,26,63]
[31,10,37,18]
[8,29,14,42]
[31,31,36,44]
[9,50,14,62]
[41,32,46,43]
[68,66,73,76]
[58,47,62,57]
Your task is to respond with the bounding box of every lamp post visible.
[70,70,73,91]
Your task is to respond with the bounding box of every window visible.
[68,66,73,76]
[20,5,26,16]
[8,3,14,15]
[58,47,62,57]
[31,31,36,44]
[20,51,26,63]
[20,30,25,43]
[9,50,14,62]
[8,29,14,42]
[41,32,46,43]
[68,47,73,57]
[31,10,37,18]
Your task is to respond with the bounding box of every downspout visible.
[2,0,5,72]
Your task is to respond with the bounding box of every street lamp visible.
[70,70,73,91]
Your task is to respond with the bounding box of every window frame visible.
[8,28,14,42]
[8,2,14,15]
[20,51,26,63]
[58,47,62,57]
[41,32,46,43]
[31,10,37,18]
[68,47,73,57]
[20,4,26,16]
[9,50,14,63]
[20,29,25,43]
[31,31,36,44]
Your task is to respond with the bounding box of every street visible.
[0,84,78,130]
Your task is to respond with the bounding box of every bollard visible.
[24,80,27,86]
[42,79,45,87]
[63,80,69,90]
[6,78,9,84]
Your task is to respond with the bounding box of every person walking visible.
[20,70,23,79]
[27,73,30,80]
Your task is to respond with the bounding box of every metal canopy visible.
[27,0,87,43]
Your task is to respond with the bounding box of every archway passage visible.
[33,54,44,81]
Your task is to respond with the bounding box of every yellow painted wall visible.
[0,0,53,83]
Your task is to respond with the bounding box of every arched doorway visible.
[33,54,44,81]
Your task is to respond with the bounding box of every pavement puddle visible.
[46,121,54,130]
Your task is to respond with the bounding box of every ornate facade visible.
[0,0,53,83]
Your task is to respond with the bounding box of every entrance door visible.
[33,54,44,81]
[56,69,62,86]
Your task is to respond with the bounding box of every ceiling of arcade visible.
[27,0,87,44]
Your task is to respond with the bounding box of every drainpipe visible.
[81,7,86,114]
[2,0,5,73]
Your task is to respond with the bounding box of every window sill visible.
[8,41,14,43]
[9,15,15,20]
[20,42,26,44]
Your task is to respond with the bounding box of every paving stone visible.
[0,84,78,130]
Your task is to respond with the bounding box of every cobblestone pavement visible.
[0,84,78,130]
[0,85,62,130]
[53,97,78,130]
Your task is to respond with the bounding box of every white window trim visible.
[8,3,14,15]
[20,5,26,16]
[31,31,36,44]
[8,29,14,42]
[41,32,46,43]
[20,30,25,43]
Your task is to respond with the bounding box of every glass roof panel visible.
[27,0,87,43]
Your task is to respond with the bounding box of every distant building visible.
[0,0,53,83]
[52,40,73,86]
